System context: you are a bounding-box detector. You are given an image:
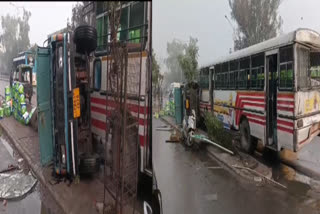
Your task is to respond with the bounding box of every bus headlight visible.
[297,119,304,128]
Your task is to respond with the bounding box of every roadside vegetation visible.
[204,112,233,151]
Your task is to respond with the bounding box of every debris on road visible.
[191,134,234,155]
[0,169,37,200]
[254,176,263,182]
[0,165,19,173]
[204,193,218,201]
[156,126,173,131]
[166,130,181,143]
[207,166,223,170]
[233,165,287,189]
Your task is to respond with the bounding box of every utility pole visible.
[225,15,236,53]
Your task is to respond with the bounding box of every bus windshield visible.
[297,46,320,88]
[310,51,320,87]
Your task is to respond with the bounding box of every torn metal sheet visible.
[0,170,37,200]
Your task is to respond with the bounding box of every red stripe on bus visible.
[277,126,293,134]
[277,119,294,127]
[239,97,265,103]
[242,102,265,108]
[277,106,294,112]
[248,118,265,126]
[243,112,265,121]
[92,118,106,130]
[139,135,145,146]
[91,97,149,114]
[277,100,294,105]
[237,92,265,97]
[277,93,294,99]
[91,118,146,146]
[91,106,147,126]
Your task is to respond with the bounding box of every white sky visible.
[153,0,320,70]
[0,1,76,46]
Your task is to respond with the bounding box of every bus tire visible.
[239,118,255,154]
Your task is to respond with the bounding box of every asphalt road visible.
[0,136,42,214]
[153,118,319,214]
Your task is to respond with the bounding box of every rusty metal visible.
[103,2,138,214]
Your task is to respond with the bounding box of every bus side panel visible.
[294,90,320,151]
[199,89,210,119]
[276,92,295,151]
[212,90,237,130]
[90,54,149,173]
[213,90,266,144]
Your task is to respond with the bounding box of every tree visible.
[178,37,199,83]
[152,50,163,110]
[0,8,31,74]
[165,39,185,86]
[229,0,283,51]
[71,2,84,30]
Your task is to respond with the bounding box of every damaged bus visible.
[200,28,320,153]
[88,1,152,197]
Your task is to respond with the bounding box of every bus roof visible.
[201,28,320,69]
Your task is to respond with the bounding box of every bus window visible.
[238,57,250,89]
[129,2,144,44]
[250,53,264,90]
[96,16,104,51]
[222,62,229,89]
[94,60,101,90]
[118,7,129,41]
[230,60,239,89]
[310,52,320,87]
[279,46,294,89]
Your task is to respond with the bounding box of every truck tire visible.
[239,118,256,154]
[73,25,97,54]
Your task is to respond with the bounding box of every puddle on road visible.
[0,134,62,214]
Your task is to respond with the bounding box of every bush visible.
[204,112,233,150]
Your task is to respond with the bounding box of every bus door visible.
[266,53,278,150]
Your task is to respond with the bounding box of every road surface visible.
[153,118,319,214]
[0,134,62,214]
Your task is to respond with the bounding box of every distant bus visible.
[200,28,320,153]
[12,51,37,86]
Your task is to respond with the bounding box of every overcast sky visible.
[153,0,320,71]
[0,1,75,46]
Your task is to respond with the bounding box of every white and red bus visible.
[87,1,152,190]
[200,28,320,153]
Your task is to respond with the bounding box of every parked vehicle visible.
[89,1,153,194]
[12,51,37,86]
[199,28,320,153]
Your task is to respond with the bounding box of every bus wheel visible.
[239,118,255,154]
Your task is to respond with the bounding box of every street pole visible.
[225,15,236,53]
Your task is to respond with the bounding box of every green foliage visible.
[152,50,162,87]
[165,39,185,86]
[71,2,84,30]
[152,50,163,109]
[229,0,282,51]
[178,37,199,83]
[0,8,31,74]
[204,112,233,150]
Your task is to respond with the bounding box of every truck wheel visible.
[73,25,97,54]
[239,118,255,154]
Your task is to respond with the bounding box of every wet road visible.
[0,134,62,214]
[153,118,319,214]
[0,136,41,214]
